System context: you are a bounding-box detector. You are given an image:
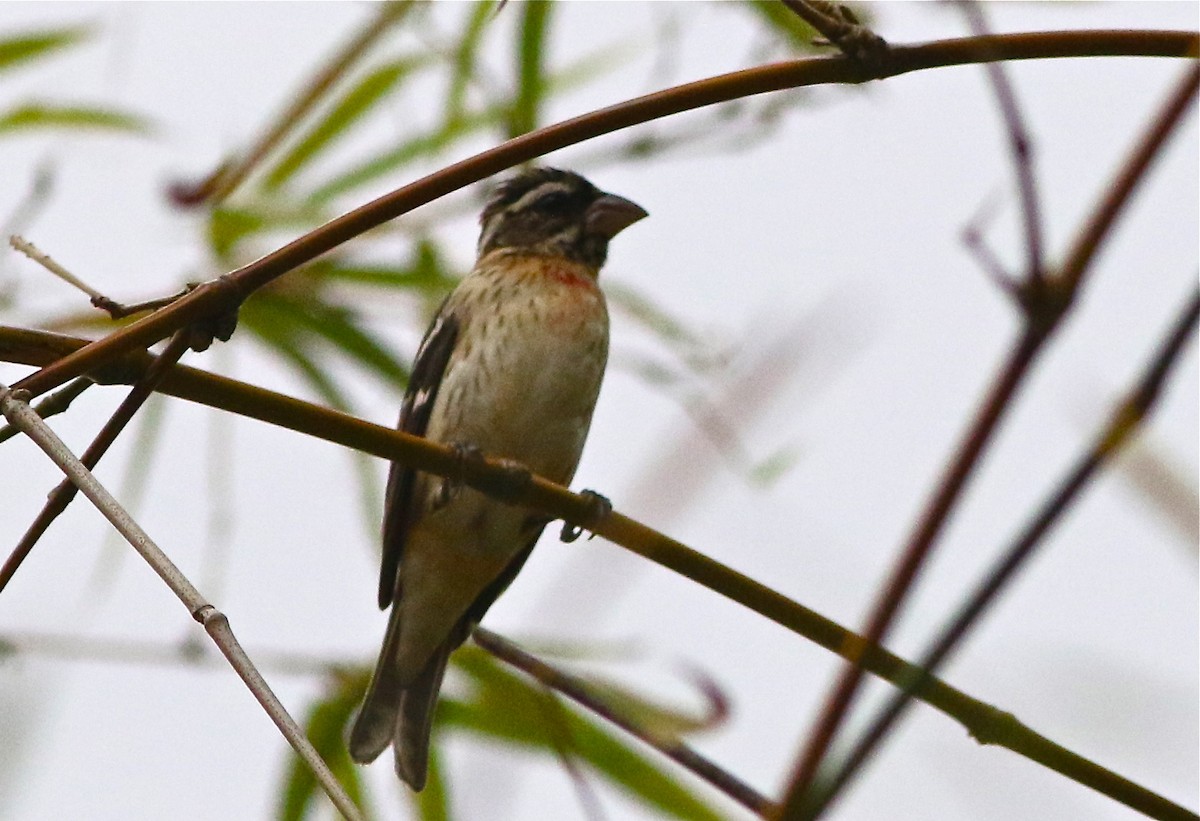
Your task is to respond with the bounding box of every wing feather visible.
[377,302,459,609]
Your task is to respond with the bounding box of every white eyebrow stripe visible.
[509,180,572,212]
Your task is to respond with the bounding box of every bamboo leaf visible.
[245,292,411,389]
[264,56,431,192]
[508,0,552,138]
[0,27,88,73]
[0,103,149,136]
[306,104,507,203]
[442,648,725,821]
[445,1,497,126]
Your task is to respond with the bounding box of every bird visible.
[348,166,647,790]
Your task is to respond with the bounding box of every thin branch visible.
[9,234,191,320]
[0,376,92,444]
[11,29,1196,401]
[814,286,1200,820]
[0,330,191,595]
[780,0,889,69]
[0,629,356,678]
[0,384,363,821]
[474,626,774,817]
[1,323,1193,821]
[776,60,1199,819]
[10,234,106,302]
[169,1,415,206]
[958,1,1046,284]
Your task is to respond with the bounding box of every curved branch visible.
[12,28,1197,399]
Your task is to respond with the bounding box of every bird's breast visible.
[428,257,610,484]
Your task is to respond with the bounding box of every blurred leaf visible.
[0,103,149,135]
[307,103,508,203]
[1115,440,1200,551]
[308,26,627,204]
[441,647,725,821]
[749,444,800,487]
[0,27,88,73]
[263,56,432,192]
[742,0,818,49]
[243,292,411,389]
[445,1,497,126]
[307,239,460,296]
[278,673,372,821]
[207,202,328,261]
[414,746,451,821]
[606,281,717,372]
[740,0,872,51]
[508,0,552,138]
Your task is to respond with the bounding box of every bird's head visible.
[477,167,647,270]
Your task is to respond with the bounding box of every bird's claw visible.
[437,441,484,507]
[560,489,611,543]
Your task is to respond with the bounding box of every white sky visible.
[0,3,1196,820]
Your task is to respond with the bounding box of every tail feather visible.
[393,641,453,790]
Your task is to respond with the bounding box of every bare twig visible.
[777,59,1199,821]
[10,235,106,302]
[0,629,357,677]
[474,626,774,817]
[958,1,1046,285]
[0,331,191,595]
[12,30,1196,402]
[0,384,363,821]
[9,234,192,320]
[814,286,1200,820]
[1,323,1193,820]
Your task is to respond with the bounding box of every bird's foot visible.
[560,489,611,543]
[436,441,484,507]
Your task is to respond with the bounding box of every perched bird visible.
[348,167,647,789]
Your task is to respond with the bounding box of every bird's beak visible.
[586,193,648,240]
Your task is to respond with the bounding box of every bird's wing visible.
[378,300,459,609]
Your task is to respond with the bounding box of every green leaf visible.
[0,103,149,136]
[445,1,498,126]
[741,0,820,50]
[442,648,726,821]
[277,673,372,821]
[414,746,451,821]
[206,202,328,262]
[508,0,552,138]
[0,27,88,73]
[244,291,411,389]
[307,239,459,295]
[306,103,507,203]
[263,56,431,192]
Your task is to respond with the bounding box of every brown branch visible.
[474,627,774,817]
[0,330,192,594]
[816,285,1200,821]
[776,60,1200,819]
[958,1,1046,284]
[11,29,1196,402]
[1,323,1193,821]
[0,383,363,821]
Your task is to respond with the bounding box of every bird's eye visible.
[531,190,570,212]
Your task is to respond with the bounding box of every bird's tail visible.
[392,641,453,790]
[348,626,453,792]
